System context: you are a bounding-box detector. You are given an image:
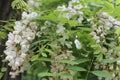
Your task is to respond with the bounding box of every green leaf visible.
[0,72,3,79]
[68,20,77,26]
[41,53,47,57]
[11,0,28,10]
[78,27,92,32]
[101,58,120,63]
[41,0,58,5]
[97,54,103,61]
[104,42,113,47]
[101,1,114,12]
[30,55,39,61]
[39,57,54,62]
[11,0,19,9]
[41,13,58,21]
[45,49,54,53]
[1,67,7,72]
[59,17,68,23]
[58,72,72,78]
[116,0,120,4]
[38,72,55,77]
[115,27,120,35]
[92,71,112,78]
[0,31,7,39]
[106,37,114,41]
[29,41,41,49]
[74,59,89,64]
[67,66,87,71]
[4,26,13,31]
[103,1,114,9]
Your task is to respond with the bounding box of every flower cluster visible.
[28,0,40,12]
[49,50,75,80]
[56,0,83,50]
[90,12,120,43]
[90,12,120,80]
[4,12,38,78]
[56,23,69,43]
[57,0,84,23]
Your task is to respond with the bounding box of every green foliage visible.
[115,27,120,35]
[0,73,3,79]
[38,72,55,77]
[1,67,7,72]
[12,0,28,11]
[0,31,7,39]
[92,71,112,78]
[67,66,87,71]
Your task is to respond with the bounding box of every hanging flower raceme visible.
[90,12,120,80]
[90,12,120,43]
[56,0,84,23]
[4,12,38,78]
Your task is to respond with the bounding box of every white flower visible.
[28,0,34,6]
[101,12,108,18]
[29,22,37,30]
[14,22,25,33]
[57,5,67,11]
[22,28,35,41]
[117,60,120,64]
[9,71,19,78]
[74,39,82,49]
[8,32,14,40]
[71,0,79,3]
[28,0,39,7]
[5,40,13,47]
[15,61,20,67]
[28,12,38,20]
[22,19,29,25]
[4,11,38,78]
[22,12,28,19]
[74,4,83,10]
[56,23,65,33]
[20,53,27,58]
[5,55,13,61]
[93,35,100,43]
[77,17,83,23]
[14,35,22,43]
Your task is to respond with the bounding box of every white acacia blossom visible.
[90,12,120,80]
[49,51,75,80]
[4,12,38,78]
[90,12,120,43]
[57,0,83,23]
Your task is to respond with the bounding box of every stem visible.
[85,56,95,80]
